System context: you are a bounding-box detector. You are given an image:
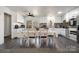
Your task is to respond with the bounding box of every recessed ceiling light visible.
[57,11,63,14]
[74,11,78,14]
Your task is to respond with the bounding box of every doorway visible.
[4,13,11,39]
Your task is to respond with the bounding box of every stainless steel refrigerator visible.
[77,16,79,44]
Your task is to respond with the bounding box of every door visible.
[4,13,11,37]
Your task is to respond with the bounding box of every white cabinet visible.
[50,28,66,36]
[69,28,77,41]
[69,34,77,41]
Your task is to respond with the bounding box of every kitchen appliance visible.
[77,25,79,43]
[77,16,79,44]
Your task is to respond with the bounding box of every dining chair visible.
[17,31,25,47]
[47,29,54,48]
[39,29,48,48]
[23,31,29,48]
[28,29,36,48]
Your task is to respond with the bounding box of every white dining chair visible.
[39,29,48,47]
[17,31,25,47]
[23,31,29,48]
[28,30,36,48]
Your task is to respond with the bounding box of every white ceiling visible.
[7,6,78,17]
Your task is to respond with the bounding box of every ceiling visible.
[7,6,78,17]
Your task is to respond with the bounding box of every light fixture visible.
[47,16,55,20]
[74,11,78,14]
[57,11,63,14]
[47,16,55,23]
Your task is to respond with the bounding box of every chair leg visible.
[20,38,23,48]
[25,38,29,48]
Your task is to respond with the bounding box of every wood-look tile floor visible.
[0,35,79,53]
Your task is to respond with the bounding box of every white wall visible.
[17,13,24,23]
[0,7,17,45]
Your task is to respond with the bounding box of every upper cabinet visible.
[65,7,79,22]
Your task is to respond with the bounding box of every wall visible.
[0,7,17,45]
[17,13,24,23]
